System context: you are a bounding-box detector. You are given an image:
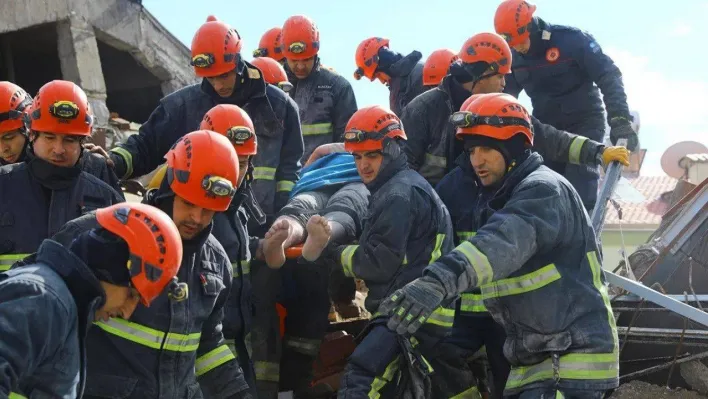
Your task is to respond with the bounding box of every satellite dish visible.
[660,141,708,179]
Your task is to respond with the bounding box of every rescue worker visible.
[0,81,122,192]
[315,106,477,398]
[200,104,261,398]
[253,27,285,63]
[280,14,357,163]
[0,203,183,398]
[101,15,303,228]
[258,152,368,396]
[0,80,123,272]
[252,56,294,93]
[80,130,251,398]
[0,81,32,165]
[495,0,637,210]
[402,32,630,187]
[422,48,458,88]
[381,93,619,398]
[353,37,426,116]
[142,106,262,398]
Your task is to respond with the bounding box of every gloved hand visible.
[609,119,638,151]
[601,146,630,167]
[378,275,446,335]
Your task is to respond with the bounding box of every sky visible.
[142,0,708,176]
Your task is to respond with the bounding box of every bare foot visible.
[263,219,292,268]
[302,215,331,261]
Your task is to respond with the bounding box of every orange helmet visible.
[28,80,93,136]
[191,15,243,78]
[450,93,533,146]
[459,94,485,113]
[458,32,512,76]
[281,15,320,60]
[494,0,537,46]
[200,104,257,156]
[0,81,32,135]
[164,130,240,212]
[343,105,406,152]
[96,203,184,306]
[251,57,293,93]
[353,37,390,81]
[253,27,284,62]
[423,49,458,86]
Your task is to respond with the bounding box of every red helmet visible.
[343,105,406,152]
[251,57,293,93]
[494,0,537,46]
[200,104,257,156]
[28,80,93,136]
[96,203,183,306]
[458,32,512,76]
[191,15,242,77]
[281,15,320,60]
[253,27,284,61]
[164,130,240,212]
[353,37,390,81]
[0,81,32,135]
[423,49,458,86]
[450,93,533,146]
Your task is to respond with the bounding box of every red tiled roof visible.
[603,175,678,227]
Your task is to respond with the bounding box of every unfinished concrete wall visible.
[0,0,71,34]
[57,15,110,128]
[84,0,196,92]
[0,0,195,100]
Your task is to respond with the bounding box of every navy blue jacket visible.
[427,153,619,394]
[286,61,358,163]
[110,62,304,217]
[326,153,455,336]
[0,240,104,398]
[505,18,630,135]
[387,51,426,116]
[0,161,123,272]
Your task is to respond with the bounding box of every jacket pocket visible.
[200,272,225,297]
[514,330,572,365]
[84,374,139,398]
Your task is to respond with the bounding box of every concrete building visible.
[0,0,196,132]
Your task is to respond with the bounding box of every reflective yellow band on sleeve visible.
[195,344,236,376]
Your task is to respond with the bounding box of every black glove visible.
[378,275,446,335]
[609,118,638,151]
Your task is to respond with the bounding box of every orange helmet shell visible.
[494,0,537,46]
[28,80,93,136]
[164,130,240,212]
[281,15,320,60]
[452,93,533,146]
[423,49,458,86]
[251,57,292,92]
[0,81,32,134]
[191,15,243,77]
[459,94,485,113]
[354,37,390,81]
[343,105,406,152]
[96,203,183,306]
[200,104,257,156]
[458,33,512,75]
[253,27,284,61]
